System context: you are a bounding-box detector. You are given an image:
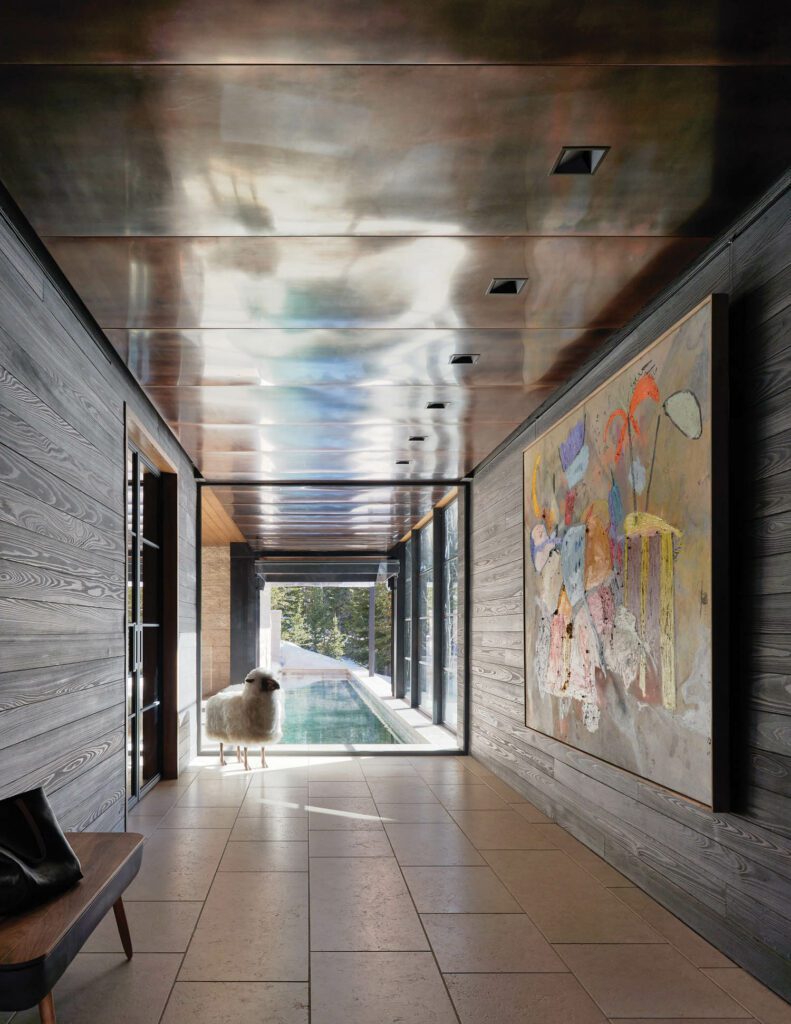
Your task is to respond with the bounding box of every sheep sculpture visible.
[205,668,284,769]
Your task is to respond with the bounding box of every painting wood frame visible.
[522,295,729,810]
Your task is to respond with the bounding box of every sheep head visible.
[244,668,281,693]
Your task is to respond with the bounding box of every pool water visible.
[280,678,399,744]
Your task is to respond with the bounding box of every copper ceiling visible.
[0,2,788,550]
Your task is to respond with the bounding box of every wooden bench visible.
[0,832,144,1023]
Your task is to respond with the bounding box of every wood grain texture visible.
[469,182,791,1000]
[0,200,198,833]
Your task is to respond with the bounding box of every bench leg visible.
[113,897,133,960]
[38,992,56,1024]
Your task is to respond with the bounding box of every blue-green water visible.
[280,679,399,744]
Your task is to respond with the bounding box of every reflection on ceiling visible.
[0,2,788,549]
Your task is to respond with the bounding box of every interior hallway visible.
[8,756,788,1024]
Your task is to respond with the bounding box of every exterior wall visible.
[200,545,231,697]
[468,178,791,997]
[0,198,198,830]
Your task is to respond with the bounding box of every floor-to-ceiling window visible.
[126,446,163,807]
[417,521,434,713]
[403,538,413,702]
[442,498,459,730]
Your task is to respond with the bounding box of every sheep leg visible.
[243,746,249,771]
[219,742,226,767]
[236,745,241,763]
[261,746,268,768]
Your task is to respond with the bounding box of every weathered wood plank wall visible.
[0,200,198,832]
[469,177,791,997]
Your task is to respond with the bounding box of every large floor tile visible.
[403,866,521,913]
[450,809,559,850]
[359,764,421,779]
[384,822,485,866]
[239,788,309,817]
[231,816,308,841]
[12,953,181,1024]
[309,831,393,857]
[179,871,308,981]
[311,952,457,1024]
[375,802,454,824]
[558,945,751,1018]
[161,982,309,1024]
[367,780,440,803]
[132,787,182,816]
[125,828,229,901]
[422,913,566,973]
[484,850,661,942]
[248,768,310,787]
[308,796,383,830]
[176,777,250,807]
[701,969,791,1024]
[532,825,632,886]
[429,784,509,809]
[308,779,372,796]
[125,815,165,838]
[616,888,733,967]
[158,805,239,829]
[510,801,553,824]
[83,901,202,953]
[219,840,309,872]
[446,972,607,1024]
[310,857,427,951]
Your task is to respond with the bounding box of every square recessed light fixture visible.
[487,278,527,295]
[426,401,447,410]
[449,353,480,365]
[551,146,609,175]
[409,435,427,442]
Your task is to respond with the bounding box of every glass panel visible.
[419,522,433,573]
[141,463,161,544]
[442,499,459,729]
[126,714,136,798]
[418,563,433,712]
[141,625,161,708]
[140,707,160,788]
[142,542,161,623]
[126,449,135,538]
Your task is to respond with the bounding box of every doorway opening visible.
[197,483,467,754]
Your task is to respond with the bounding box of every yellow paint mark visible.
[531,455,542,519]
[660,530,676,710]
[624,511,681,538]
[639,533,649,695]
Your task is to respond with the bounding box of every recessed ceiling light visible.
[449,353,480,365]
[550,146,609,175]
[409,435,427,442]
[426,401,447,410]
[396,459,410,465]
[487,278,527,295]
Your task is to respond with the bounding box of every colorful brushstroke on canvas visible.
[523,298,715,804]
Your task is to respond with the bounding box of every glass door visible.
[126,446,163,808]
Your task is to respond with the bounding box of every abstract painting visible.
[523,297,727,806]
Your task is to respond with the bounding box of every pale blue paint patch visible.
[628,455,647,495]
[561,524,587,607]
[559,419,585,471]
[564,444,590,488]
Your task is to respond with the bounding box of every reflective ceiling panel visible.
[0,3,787,549]
[1,67,787,238]
[209,484,448,550]
[0,0,786,64]
[42,235,710,330]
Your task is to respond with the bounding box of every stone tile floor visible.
[8,755,790,1024]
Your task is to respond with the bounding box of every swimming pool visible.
[280,678,400,744]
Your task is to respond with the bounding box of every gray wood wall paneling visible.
[469,179,791,998]
[0,204,198,832]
